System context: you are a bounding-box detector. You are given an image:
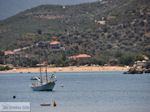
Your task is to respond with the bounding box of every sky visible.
[0,0,98,20]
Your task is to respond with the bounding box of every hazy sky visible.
[0,0,98,20]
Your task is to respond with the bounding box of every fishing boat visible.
[31,80,56,91]
[31,63,56,91]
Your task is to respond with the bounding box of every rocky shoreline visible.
[124,60,150,74]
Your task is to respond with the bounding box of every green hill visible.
[0,0,150,66]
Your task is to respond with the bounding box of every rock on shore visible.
[124,60,150,74]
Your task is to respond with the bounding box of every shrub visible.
[119,53,135,65]
[0,66,12,71]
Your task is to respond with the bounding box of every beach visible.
[0,66,128,73]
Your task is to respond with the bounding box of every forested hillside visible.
[0,0,150,66]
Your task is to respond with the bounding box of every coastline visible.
[0,66,128,73]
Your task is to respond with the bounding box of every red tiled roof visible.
[69,54,91,59]
[4,50,14,55]
[50,41,60,45]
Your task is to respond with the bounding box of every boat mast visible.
[40,57,43,84]
[37,29,43,84]
[45,61,48,83]
[40,64,43,84]
[45,49,48,83]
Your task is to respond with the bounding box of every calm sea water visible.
[0,72,150,112]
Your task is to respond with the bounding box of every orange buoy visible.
[53,101,57,107]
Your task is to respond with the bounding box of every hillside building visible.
[49,36,65,52]
[68,54,91,60]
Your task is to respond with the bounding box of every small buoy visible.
[62,5,66,9]
[40,103,51,106]
[53,101,57,107]
[13,96,16,99]
[60,84,64,88]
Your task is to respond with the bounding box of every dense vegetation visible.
[0,65,12,71]
[0,0,150,67]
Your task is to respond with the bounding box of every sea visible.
[0,71,150,112]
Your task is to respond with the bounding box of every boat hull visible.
[31,81,55,91]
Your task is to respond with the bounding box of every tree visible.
[0,51,4,64]
[119,53,135,65]
[37,29,42,35]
